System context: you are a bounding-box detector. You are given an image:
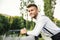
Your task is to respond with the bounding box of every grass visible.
[39,38,44,40]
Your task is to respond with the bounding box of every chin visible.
[30,15,36,18]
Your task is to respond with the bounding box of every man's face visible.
[27,6,38,19]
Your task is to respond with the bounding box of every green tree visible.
[11,16,26,30]
[44,0,56,21]
[0,14,10,35]
[56,20,60,27]
[53,18,60,27]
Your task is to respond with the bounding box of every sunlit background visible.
[0,0,60,20]
[0,0,20,16]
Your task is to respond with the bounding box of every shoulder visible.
[36,15,48,24]
[39,15,51,22]
[36,15,48,22]
[40,15,48,20]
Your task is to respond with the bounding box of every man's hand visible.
[20,28,27,35]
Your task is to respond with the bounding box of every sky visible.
[53,0,60,20]
[0,0,60,20]
[0,0,20,16]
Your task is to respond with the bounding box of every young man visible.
[20,4,60,40]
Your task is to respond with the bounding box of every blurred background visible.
[0,0,60,40]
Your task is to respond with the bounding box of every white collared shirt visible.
[27,13,60,37]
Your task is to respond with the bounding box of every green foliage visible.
[56,20,60,27]
[11,16,26,30]
[0,14,10,35]
[53,18,60,27]
[0,14,35,35]
[26,20,35,30]
[44,0,56,21]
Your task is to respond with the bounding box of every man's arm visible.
[20,16,47,36]
[27,17,47,36]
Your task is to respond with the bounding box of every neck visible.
[34,13,38,19]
